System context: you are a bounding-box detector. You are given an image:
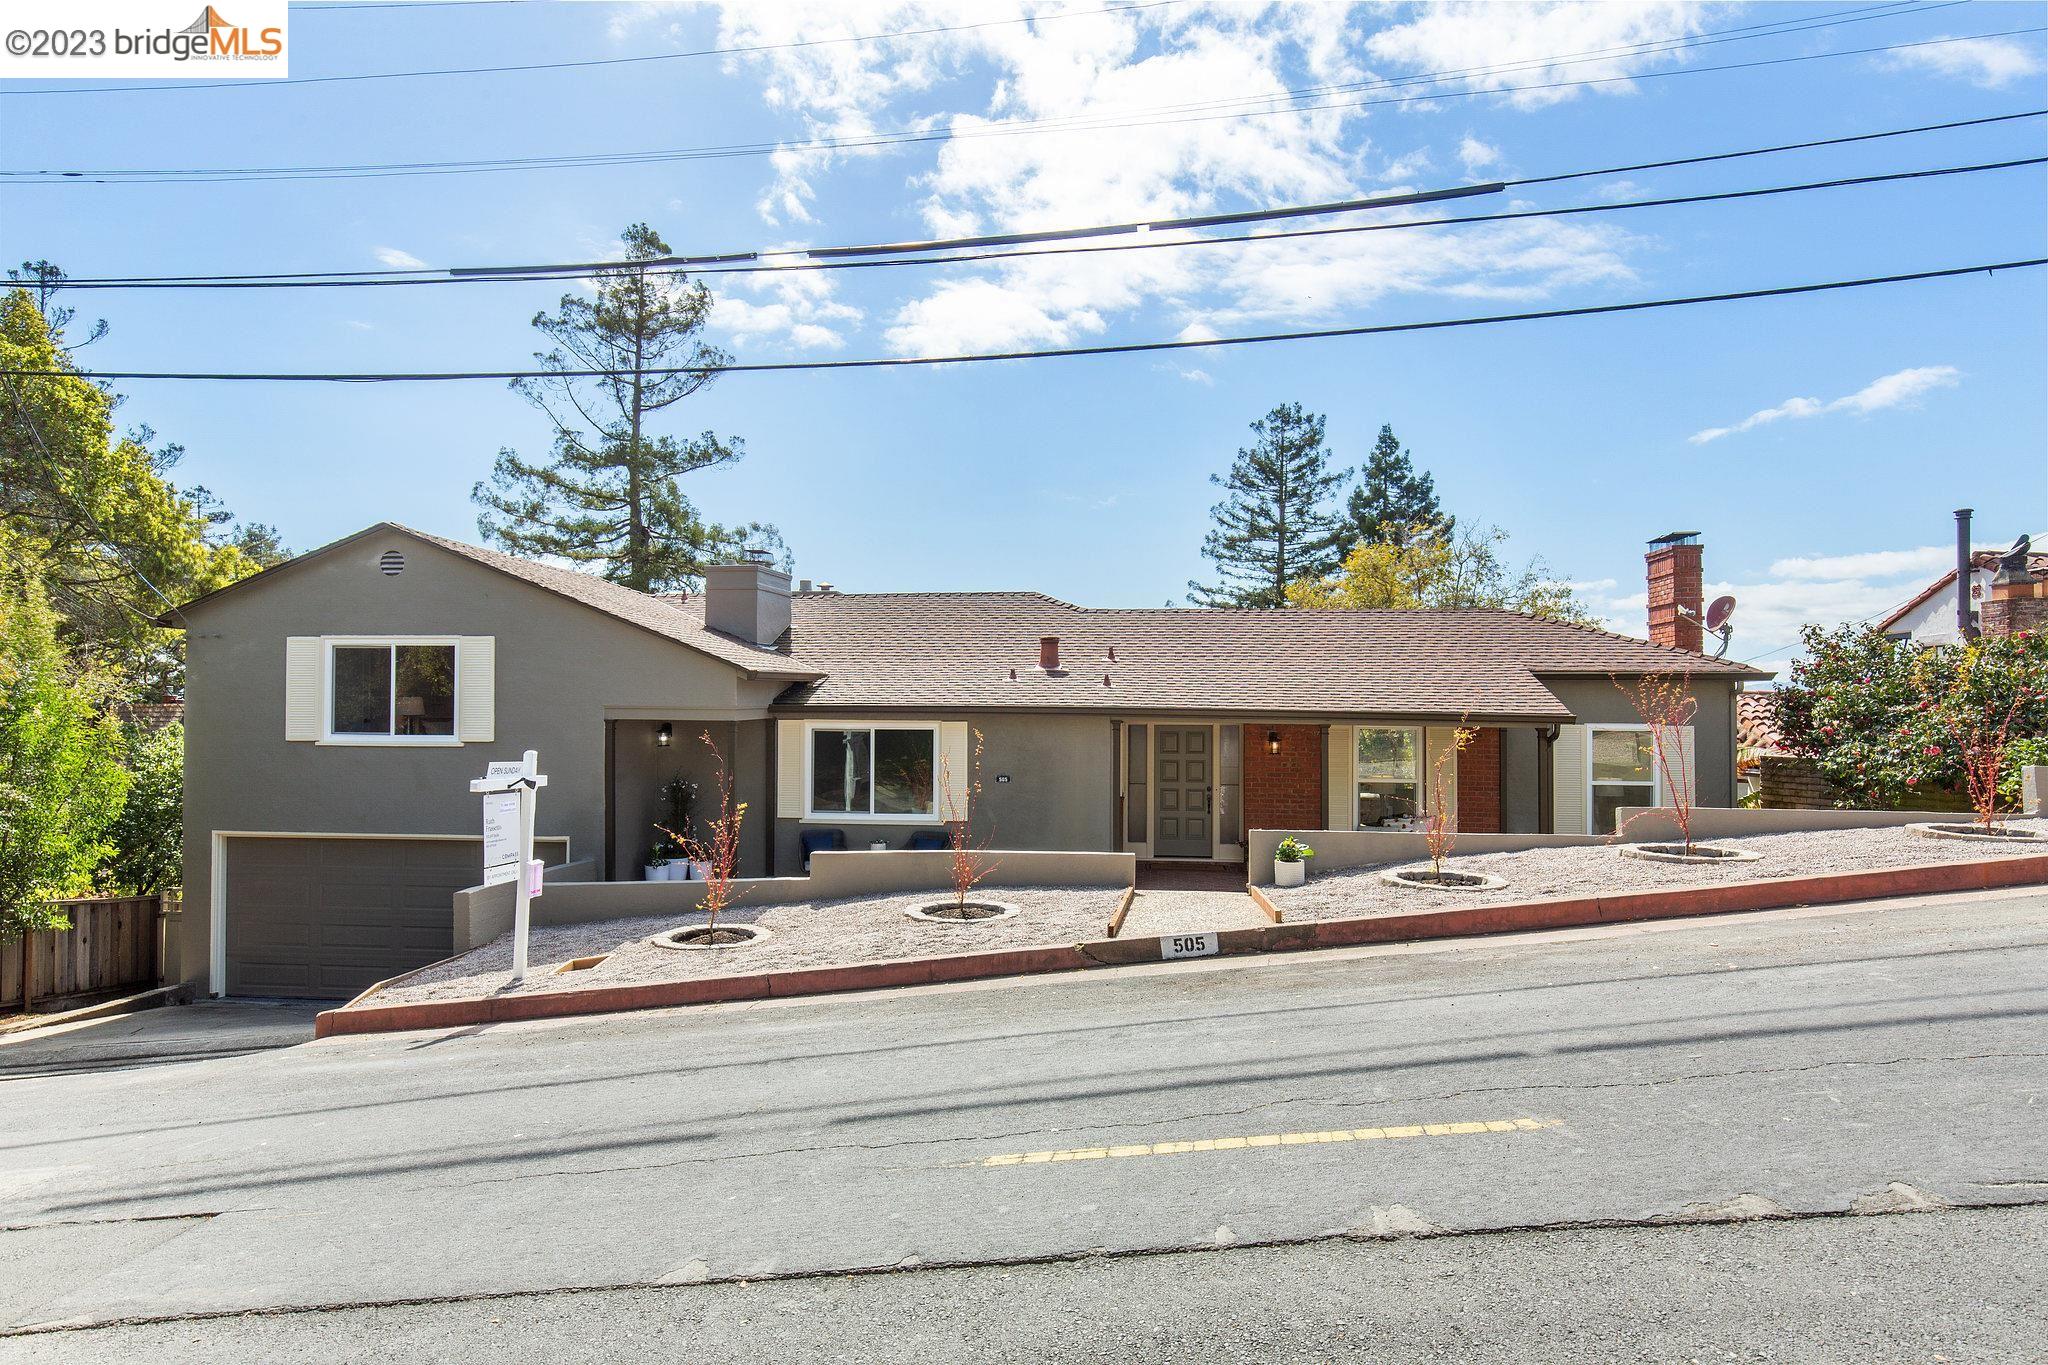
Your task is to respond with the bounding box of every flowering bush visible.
[1774,625,2048,809]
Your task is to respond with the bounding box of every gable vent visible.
[378,550,406,576]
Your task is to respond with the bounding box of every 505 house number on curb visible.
[1161,932,1220,960]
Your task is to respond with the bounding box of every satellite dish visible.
[1704,595,1736,631]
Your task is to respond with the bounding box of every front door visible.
[1154,726,1212,858]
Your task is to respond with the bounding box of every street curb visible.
[314,854,2048,1038]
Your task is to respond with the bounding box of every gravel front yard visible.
[1268,819,2048,922]
[372,884,1127,1006]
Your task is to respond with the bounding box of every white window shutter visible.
[776,720,805,818]
[456,637,495,742]
[284,637,321,741]
[939,722,971,820]
[1666,725,1697,809]
[1425,727,1460,825]
[1325,725,1354,830]
[1552,725,1588,835]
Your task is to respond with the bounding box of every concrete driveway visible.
[0,1001,322,1082]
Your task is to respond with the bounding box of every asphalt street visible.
[3,886,2044,1360]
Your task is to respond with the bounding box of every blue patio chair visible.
[906,829,950,851]
[799,828,846,871]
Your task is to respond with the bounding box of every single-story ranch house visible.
[165,524,1766,998]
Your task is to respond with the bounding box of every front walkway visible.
[1136,860,1247,891]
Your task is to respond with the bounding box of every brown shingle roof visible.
[395,527,821,677]
[761,592,1769,721]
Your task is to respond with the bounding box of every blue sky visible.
[4,0,2045,665]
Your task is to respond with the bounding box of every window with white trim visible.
[328,641,457,739]
[809,726,936,818]
[1589,726,1658,835]
[1355,726,1424,828]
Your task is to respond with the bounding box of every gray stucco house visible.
[166,523,1765,999]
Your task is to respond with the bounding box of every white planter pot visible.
[1274,859,1306,887]
[869,841,889,852]
[688,860,714,881]
[644,864,669,882]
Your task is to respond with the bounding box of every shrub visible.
[1775,625,2048,810]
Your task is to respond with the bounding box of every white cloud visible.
[715,260,863,350]
[715,1,1677,357]
[1575,542,1967,662]
[1879,35,2044,89]
[1689,365,1960,444]
[1457,135,1500,174]
[1363,2,1714,109]
[373,246,426,269]
[344,320,374,332]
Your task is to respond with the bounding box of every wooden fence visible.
[2,893,172,1012]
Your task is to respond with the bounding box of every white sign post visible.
[471,750,548,984]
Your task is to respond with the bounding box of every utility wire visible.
[12,23,2035,186]
[9,259,2040,383]
[40,156,2048,291]
[43,109,2048,286]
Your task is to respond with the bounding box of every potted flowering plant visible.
[1272,836,1315,887]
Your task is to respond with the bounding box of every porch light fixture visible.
[1266,730,1281,755]
[656,722,673,747]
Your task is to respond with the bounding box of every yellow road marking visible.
[981,1116,1558,1168]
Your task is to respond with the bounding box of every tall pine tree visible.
[1188,403,1350,608]
[1344,423,1450,547]
[473,223,783,593]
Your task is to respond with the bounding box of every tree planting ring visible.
[903,900,1020,924]
[1618,844,1762,864]
[648,923,771,950]
[1906,822,2045,844]
[1380,869,1507,892]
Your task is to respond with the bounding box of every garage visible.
[222,836,565,999]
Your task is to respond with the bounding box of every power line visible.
[8,258,2040,383]
[39,156,2048,292]
[12,23,2036,186]
[42,108,2048,286]
[0,0,1191,97]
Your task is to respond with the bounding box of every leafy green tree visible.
[0,559,130,939]
[1344,424,1450,547]
[0,288,260,698]
[1289,521,1598,624]
[473,222,784,593]
[101,721,183,894]
[1189,402,1350,608]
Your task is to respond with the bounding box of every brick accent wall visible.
[1456,727,1502,833]
[1646,541,1704,653]
[1244,724,1325,832]
[1984,578,2048,637]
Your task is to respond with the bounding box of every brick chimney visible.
[1983,547,2047,637]
[1645,531,1704,652]
[702,554,791,647]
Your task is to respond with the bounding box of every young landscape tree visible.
[473,222,784,593]
[657,731,748,941]
[1613,673,1700,852]
[1189,402,1350,608]
[940,727,1001,912]
[1344,423,1451,547]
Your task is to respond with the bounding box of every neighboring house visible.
[1877,547,2048,647]
[163,524,1767,999]
[1735,688,1789,799]
[114,699,185,733]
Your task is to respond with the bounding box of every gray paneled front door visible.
[1153,726,1212,857]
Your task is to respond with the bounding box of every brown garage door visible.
[225,837,562,999]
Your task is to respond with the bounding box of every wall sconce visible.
[1266,729,1281,755]
[656,722,673,748]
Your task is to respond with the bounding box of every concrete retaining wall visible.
[454,849,1136,950]
[1245,806,2030,882]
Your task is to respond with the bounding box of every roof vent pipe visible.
[1039,636,1061,672]
[1955,508,1976,640]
